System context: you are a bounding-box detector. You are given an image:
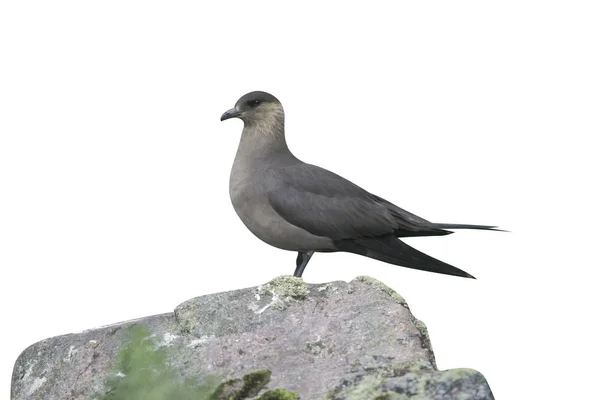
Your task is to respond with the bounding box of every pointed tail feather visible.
[335,235,475,279]
[433,223,506,232]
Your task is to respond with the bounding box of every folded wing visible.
[267,163,449,240]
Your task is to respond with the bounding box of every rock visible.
[11,276,494,399]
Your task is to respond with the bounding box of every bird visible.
[221,91,500,279]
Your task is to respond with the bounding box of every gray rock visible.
[11,276,494,399]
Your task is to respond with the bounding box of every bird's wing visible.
[266,163,444,240]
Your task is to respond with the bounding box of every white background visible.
[1,1,599,399]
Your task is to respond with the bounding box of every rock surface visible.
[11,276,494,399]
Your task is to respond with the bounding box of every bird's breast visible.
[229,160,333,251]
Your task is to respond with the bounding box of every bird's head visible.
[221,91,284,131]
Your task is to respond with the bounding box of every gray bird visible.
[221,91,499,279]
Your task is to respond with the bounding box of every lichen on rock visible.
[209,370,271,400]
[258,388,300,400]
[257,275,310,300]
[253,275,310,312]
[324,364,492,400]
[353,276,407,306]
[12,276,494,400]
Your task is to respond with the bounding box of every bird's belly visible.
[230,187,333,251]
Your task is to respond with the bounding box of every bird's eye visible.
[247,99,261,107]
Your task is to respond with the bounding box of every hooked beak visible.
[220,107,243,121]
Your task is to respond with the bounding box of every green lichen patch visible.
[258,388,300,400]
[373,393,404,400]
[332,374,386,400]
[253,276,310,311]
[389,360,434,374]
[241,370,272,397]
[271,298,287,311]
[209,370,272,400]
[362,360,434,381]
[268,275,310,300]
[324,366,492,400]
[353,276,407,306]
[209,378,243,400]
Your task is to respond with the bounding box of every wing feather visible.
[267,163,442,240]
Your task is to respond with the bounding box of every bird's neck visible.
[239,119,291,157]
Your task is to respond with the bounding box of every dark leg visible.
[294,251,314,277]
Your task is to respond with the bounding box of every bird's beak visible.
[220,108,242,121]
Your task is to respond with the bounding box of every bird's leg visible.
[294,251,314,277]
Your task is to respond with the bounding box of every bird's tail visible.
[335,235,475,279]
[433,223,505,232]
